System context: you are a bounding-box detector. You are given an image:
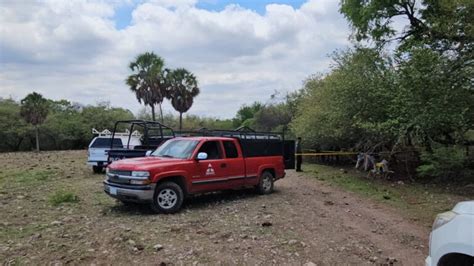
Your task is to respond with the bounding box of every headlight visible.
[131,171,150,179]
[432,211,457,230]
[105,167,110,174]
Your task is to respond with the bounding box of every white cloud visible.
[0,0,350,118]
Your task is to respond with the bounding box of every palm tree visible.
[20,92,49,152]
[126,52,167,122]
[167,68,200,131]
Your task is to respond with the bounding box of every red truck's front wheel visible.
[151,182,184,214]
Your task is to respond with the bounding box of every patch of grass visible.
[49,190,79,206]
[0,223,48,239]
[0,170,55,189]
[304,163,466,226]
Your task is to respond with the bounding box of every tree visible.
[20,92,49,152]
[392,48,473,149]
[0,98,29,151]
[233,101,264,127]
[167,68,200,131]
[126,52,167,122]
[253,104,291,132]
[291,48,396,150]
[340,0,474,57]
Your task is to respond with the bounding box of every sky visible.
[0,0,351,119]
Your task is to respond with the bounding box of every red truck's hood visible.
[108,156,188,171]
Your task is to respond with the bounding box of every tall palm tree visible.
[20,92,49,152]
[167,68,200,131]
[126,52,167,122]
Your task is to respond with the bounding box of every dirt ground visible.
[0,150,429,265]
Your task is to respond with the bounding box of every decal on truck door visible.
[206,163,215,176]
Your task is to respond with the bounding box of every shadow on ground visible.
[104,188,282,215]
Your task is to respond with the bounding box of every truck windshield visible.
[151,139,199,159]
[91,138,123,148]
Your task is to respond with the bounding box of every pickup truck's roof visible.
[173,136,236,141]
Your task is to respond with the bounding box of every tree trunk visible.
[179,112,183,131]
[151,105,156,121]
[15,137,24,151]
[35,125,40,152]
[159,103,164,123]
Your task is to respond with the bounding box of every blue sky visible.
[196,0,307,13]
[1,0,351,118]
[114,0,308,30]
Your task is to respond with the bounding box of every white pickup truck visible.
[426,201,474,266]
[87,129,141,173]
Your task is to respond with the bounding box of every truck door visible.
[192,140,229,192]
[222,140,246,187]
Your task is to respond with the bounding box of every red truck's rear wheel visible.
[256,171,274,194]
[151,182,184,214]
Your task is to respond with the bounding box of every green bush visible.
[49,191,79,206]
[417,146,467,178]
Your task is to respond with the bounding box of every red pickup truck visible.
[104,135,292,213]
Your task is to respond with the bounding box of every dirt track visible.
[266,172,429,265]
[0,151,429,265]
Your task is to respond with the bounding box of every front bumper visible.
[103,180,155,203]
[87,161,107,167]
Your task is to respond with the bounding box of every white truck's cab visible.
[87,129,142,173]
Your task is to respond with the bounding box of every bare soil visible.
[0,151,429,265]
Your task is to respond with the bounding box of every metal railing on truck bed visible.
[107,120,175,163]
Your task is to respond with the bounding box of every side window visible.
[198,141,223,160]
[223,141,238,158]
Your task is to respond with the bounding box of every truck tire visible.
[256,171,274,195]
[151,182,184,214]
[92,166,103,174]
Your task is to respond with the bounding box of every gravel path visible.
[267,171,429,265]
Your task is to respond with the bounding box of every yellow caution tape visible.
[295,152,358,156]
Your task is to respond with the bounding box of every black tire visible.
[439,254,474,266]
[151,182,184,214]
[92,166,103,174]
[256,171,274,195]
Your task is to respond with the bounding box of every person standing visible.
[296,137,302,172]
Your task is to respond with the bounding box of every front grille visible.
[109,170,132,176]
[107,175,130,184]
[107,169,132,185]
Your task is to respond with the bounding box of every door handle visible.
[220,163,227,168]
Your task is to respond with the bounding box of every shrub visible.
[417,146,467,179]
[49,191,79,206]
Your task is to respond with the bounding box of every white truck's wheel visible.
[92,166,103,174]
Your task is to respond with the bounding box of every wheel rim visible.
[157,188,178,209]
[262,175,272,191]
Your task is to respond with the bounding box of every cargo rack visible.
[176,126,283,140]
[110,120,175,150]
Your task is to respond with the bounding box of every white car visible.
[426,201,474,266]
[87,129,142,173]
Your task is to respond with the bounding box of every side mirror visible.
[197,152,208,160]
[145,150,153,156]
